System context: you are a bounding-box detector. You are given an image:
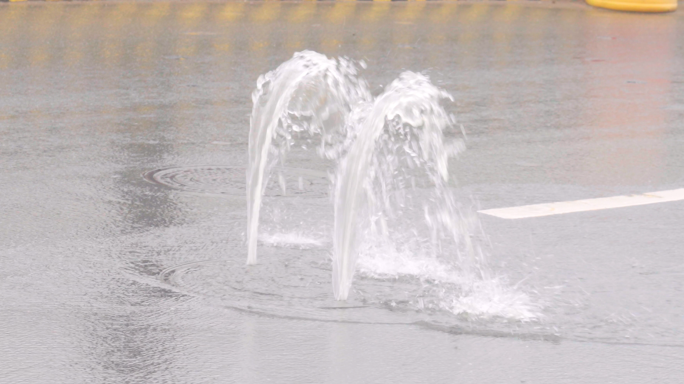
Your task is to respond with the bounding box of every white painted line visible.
[479,188,684,219]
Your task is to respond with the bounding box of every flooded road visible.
[1,2,684,383]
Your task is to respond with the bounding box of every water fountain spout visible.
[246,52,533,320]
[247,51,370,265]
[332,72,463,300]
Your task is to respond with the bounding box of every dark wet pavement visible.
[2,2,684,383]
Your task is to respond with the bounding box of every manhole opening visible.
[143,166,329,198]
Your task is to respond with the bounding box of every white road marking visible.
[479,188,684,219]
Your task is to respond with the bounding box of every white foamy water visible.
[259,232,326,248]
[355,237,540,321]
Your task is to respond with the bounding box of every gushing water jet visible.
[332,72,466,300]
[247,51,507,309]
[247,51,370,265]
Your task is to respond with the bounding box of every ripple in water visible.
[144,166,329,198]
[158,253,409,325]
[157,245,545,340]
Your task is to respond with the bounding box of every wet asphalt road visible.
[2,1,684,383]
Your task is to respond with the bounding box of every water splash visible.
[247,51,539,321]
[332,72,469,300]
[246,51,370,264]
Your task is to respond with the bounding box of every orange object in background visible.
[586,0,677,12]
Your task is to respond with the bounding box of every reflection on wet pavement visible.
[1,2,684,383]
